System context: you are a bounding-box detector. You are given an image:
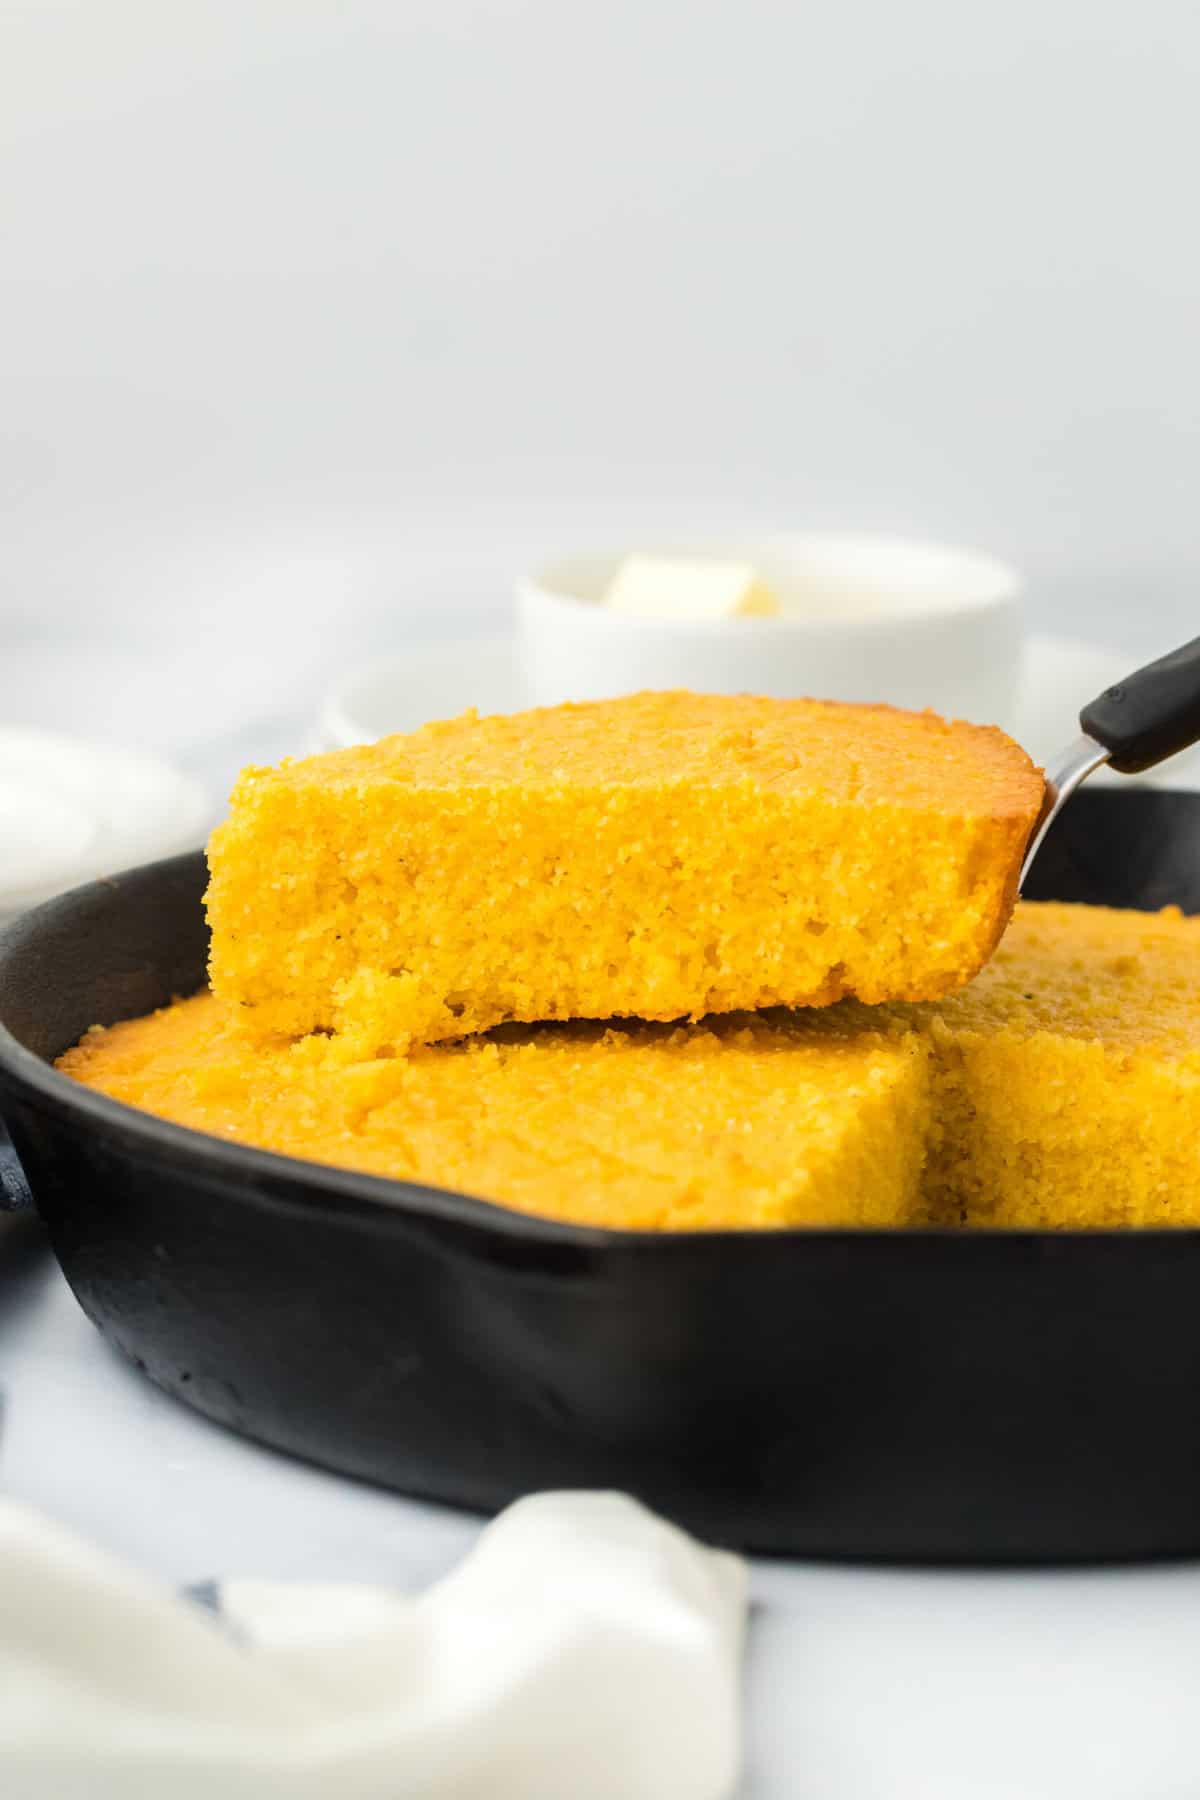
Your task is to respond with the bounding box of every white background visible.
[3,0,1200,764]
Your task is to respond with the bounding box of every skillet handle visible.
[1080,634,1200,774]
[0,1126,33,1213]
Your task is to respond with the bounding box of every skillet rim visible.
[2,846,1199,1250]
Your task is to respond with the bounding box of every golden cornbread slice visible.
[57,996,934,1231]
[205,690,1042,1053]
[893,901,1200,1228]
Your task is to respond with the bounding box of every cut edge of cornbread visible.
[899,902,1200,1229]
[205,690,1043,1055]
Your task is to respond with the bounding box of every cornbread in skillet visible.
[57,996,933,1231]
[205,690,1042,1054]
[892,901,1200,1229]
[60,902,1200,1230]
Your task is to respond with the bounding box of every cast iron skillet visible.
[0,787,1198,1563]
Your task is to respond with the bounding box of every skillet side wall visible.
[1,792,1200,1559]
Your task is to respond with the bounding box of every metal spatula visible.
[1020,633,1200,888]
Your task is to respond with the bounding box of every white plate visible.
[314,632,1200,792]
[0,730,212,919]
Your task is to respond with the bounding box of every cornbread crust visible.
[56,998,933,1231]
[205,690,1042,1054]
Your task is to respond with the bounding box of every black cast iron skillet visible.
[0,787,1198,1563]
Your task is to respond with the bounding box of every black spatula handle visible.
[1080,634,1200,774]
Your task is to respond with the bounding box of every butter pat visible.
[604,555,780,620]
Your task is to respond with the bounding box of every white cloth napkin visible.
[0,1489,746,1799]
[0,727,210,919]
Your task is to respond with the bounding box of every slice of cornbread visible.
[895,902,1200,1229]
[57,996,933,1231]
[205,690,1042,1053]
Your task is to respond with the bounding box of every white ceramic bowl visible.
[315,638,531,752]
[516,534,1023,724]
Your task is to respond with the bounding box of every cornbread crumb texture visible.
[205,690,1043,1053]
[59,903,1200,1232]
[893,901,1200,1229]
